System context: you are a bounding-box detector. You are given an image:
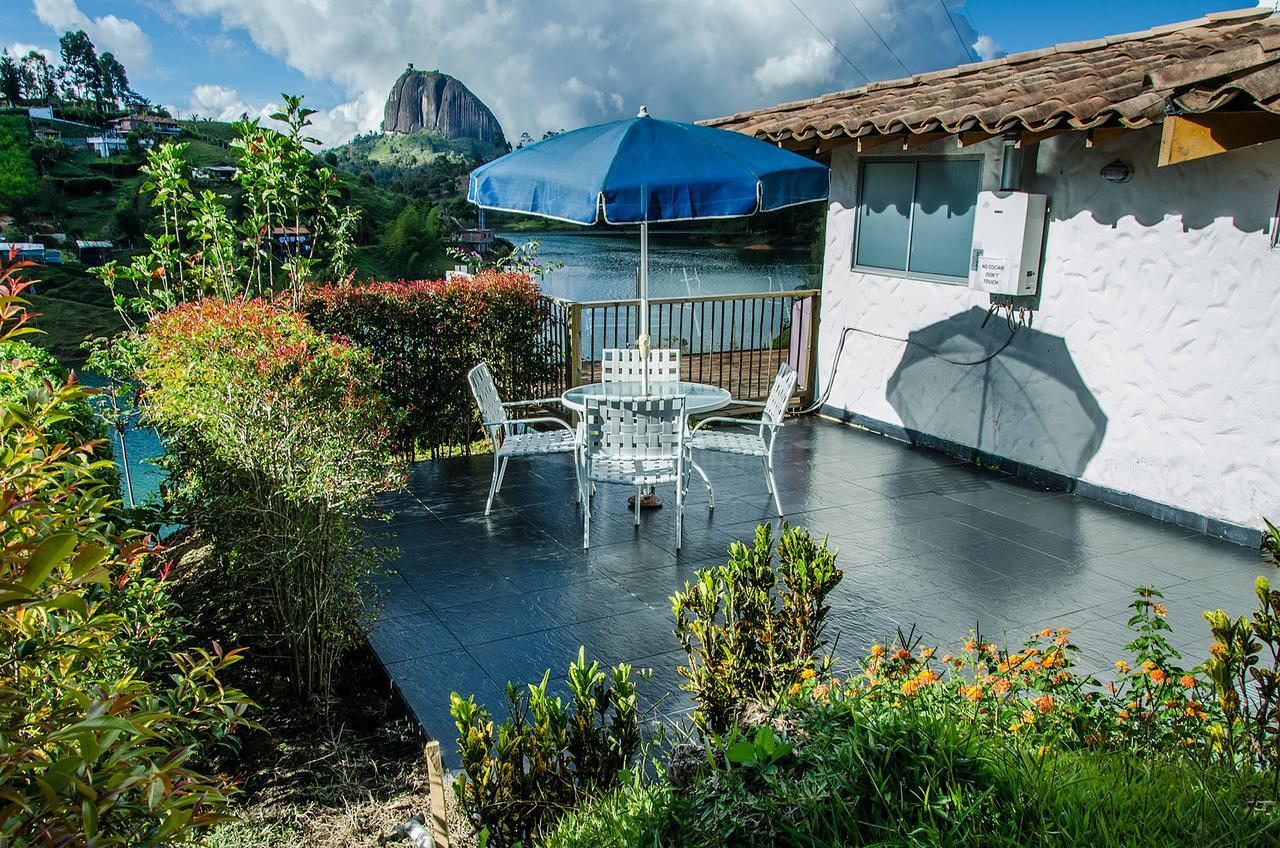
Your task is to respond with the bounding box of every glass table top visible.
[561,381,732,413]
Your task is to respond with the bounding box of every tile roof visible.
[703,8,1280,144]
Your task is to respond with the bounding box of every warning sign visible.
[977,255,1011,292]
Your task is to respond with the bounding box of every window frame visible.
[851,154,984,286]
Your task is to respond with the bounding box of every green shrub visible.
[138,296,396,700]
[671,523,842,733]
[0,113,36,210]
[0,336,102,447]
[303,270,558,458]
[451,648,645,848]
[0,271,255,845]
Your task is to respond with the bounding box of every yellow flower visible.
[870,644,885,658]
[1115,660,1129,672]
[789,682,802,695]
[962,685,984,702]
[1142,661,1156,672]
[800,668,816,680]
[1057,628,1071,635]
[1037,744,1051,758]
[920,647,935,660]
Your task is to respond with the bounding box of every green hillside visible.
[327,129,499,198]
[0,115,440,363]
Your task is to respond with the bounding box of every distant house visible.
[112,114,182,136]
[85,133,128,158]
[458,227,495,255]
[192,164,237,181]
[75,240,113,266]
[263,226,310,256]
[32,127,61,142]
[0,243,46,265]
[706,7,1280,545]
[27,106,53,120]
[44,250,62,265]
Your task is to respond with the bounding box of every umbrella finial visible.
[637,105,649,118]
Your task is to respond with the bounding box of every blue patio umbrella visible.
[468,107,829,389]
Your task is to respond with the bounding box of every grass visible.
[0,114,37,208]
[547,702,1280,848]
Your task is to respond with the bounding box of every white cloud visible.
[972,34,1002,61]
[752,39,837,92]
[32,0,154,74]
[161,0,990,144]
[6,42,56,61]
[175,84,383,148]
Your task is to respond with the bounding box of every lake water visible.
[501,230,817,301]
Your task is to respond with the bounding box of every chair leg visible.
[762,456,773,494]
[583,477,592,548]
[634,486,642,526]
[572,451,583,504]
[495,455,510,494]
[767,454,783,517]
[675,479,684,550]
[485,452,501,516]
[691,458,714,511]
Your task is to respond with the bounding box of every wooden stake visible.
[424,741,450,848]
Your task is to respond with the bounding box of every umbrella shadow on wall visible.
[885,307,1107,482]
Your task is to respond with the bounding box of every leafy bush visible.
[671,523,841,733]
[0,336,102,447]
[53,174,115,196]
[304,270,557,458]
[0,113,36,210]
[451,648,645,848]
[139,296,396,700]
[0,271,255,845]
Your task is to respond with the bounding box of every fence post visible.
[568,301,583,389]
[805,291,822,407]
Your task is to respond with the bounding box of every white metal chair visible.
[468,362,580,516]
[580,395,688,549]
[600,348,681,383]
[688,362,797,517]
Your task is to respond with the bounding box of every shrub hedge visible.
[0,114,36,210]
[304,271,557,458]
[139,296,396,699]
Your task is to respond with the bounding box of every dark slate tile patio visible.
[364,417,1268,765]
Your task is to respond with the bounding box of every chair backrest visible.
[600,348,681,383]
[468,362,506,434]
[763,362,798,427]
[584,395,686,470]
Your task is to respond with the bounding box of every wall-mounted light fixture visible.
[1100,159,1133,183]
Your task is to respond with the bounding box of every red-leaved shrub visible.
[304,271,558,458]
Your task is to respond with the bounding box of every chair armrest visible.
[507,415,576,432]
[501,397,563,408]
[690,415,779,433]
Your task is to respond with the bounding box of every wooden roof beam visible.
[1014,128,1070,148]
[1086,126,1130,149]
[1158,111,1280,167]
[902,132,950,150]
[855,134,900,153]
[816,135,853,155]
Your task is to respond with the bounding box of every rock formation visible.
[382,67,504,145]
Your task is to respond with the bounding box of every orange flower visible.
[813,683,830,700]
[964,639,977,652]
[892,647,911,661]
[901,679,920,696]
[962,685,984,702]
[992,678,1011,695]
[870,644,885,658]
[1153,603,1167,617]
[1035,695,1055,714]
[941,654,954,664]
[1040,628,1054,638]
[800,668,816,680]
[1057,628,1071,635]
[1054,635,1070,646]
[1179,674,1195,688]
[1117,709,1131,721]
[1149,669,1167,685]
[916,669,939,684]
[789,682,802,695]
[920,647,935,660]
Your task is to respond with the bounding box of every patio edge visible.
[817,405,1264,549]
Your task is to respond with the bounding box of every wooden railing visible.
[537,289,821,404]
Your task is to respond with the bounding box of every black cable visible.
[796,321,1019,415]
[939,0,979,63]
[786,0,872,83]
[845,0,913,76]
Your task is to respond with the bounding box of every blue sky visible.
[5,1,1249,147]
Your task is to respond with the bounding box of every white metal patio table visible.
[562,380,731,509]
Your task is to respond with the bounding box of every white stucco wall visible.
[818,127,1280,536]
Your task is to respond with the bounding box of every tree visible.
[380,200,442,278]
[0,50,20,107]
[98,51,132,110]
[20,51,54,105]
[58,30,100,105]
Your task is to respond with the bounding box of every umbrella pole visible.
[639,219,650,395]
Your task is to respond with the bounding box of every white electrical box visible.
[968,190,1048,296]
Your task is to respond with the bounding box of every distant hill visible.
[382,68,504,146]
[326,128,497,197]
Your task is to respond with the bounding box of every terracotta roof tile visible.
[703,9,1280,142]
